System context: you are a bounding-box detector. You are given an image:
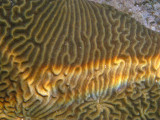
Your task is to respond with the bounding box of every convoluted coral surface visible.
[0,0,160,120]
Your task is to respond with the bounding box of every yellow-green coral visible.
[0,0,160,119]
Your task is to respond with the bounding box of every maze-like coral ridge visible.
[0,0,160,119]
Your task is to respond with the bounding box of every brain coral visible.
[0,0,160,120]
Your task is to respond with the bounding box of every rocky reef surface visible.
[89,0,160,32]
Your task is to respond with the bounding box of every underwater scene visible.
[0,0,160,120]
